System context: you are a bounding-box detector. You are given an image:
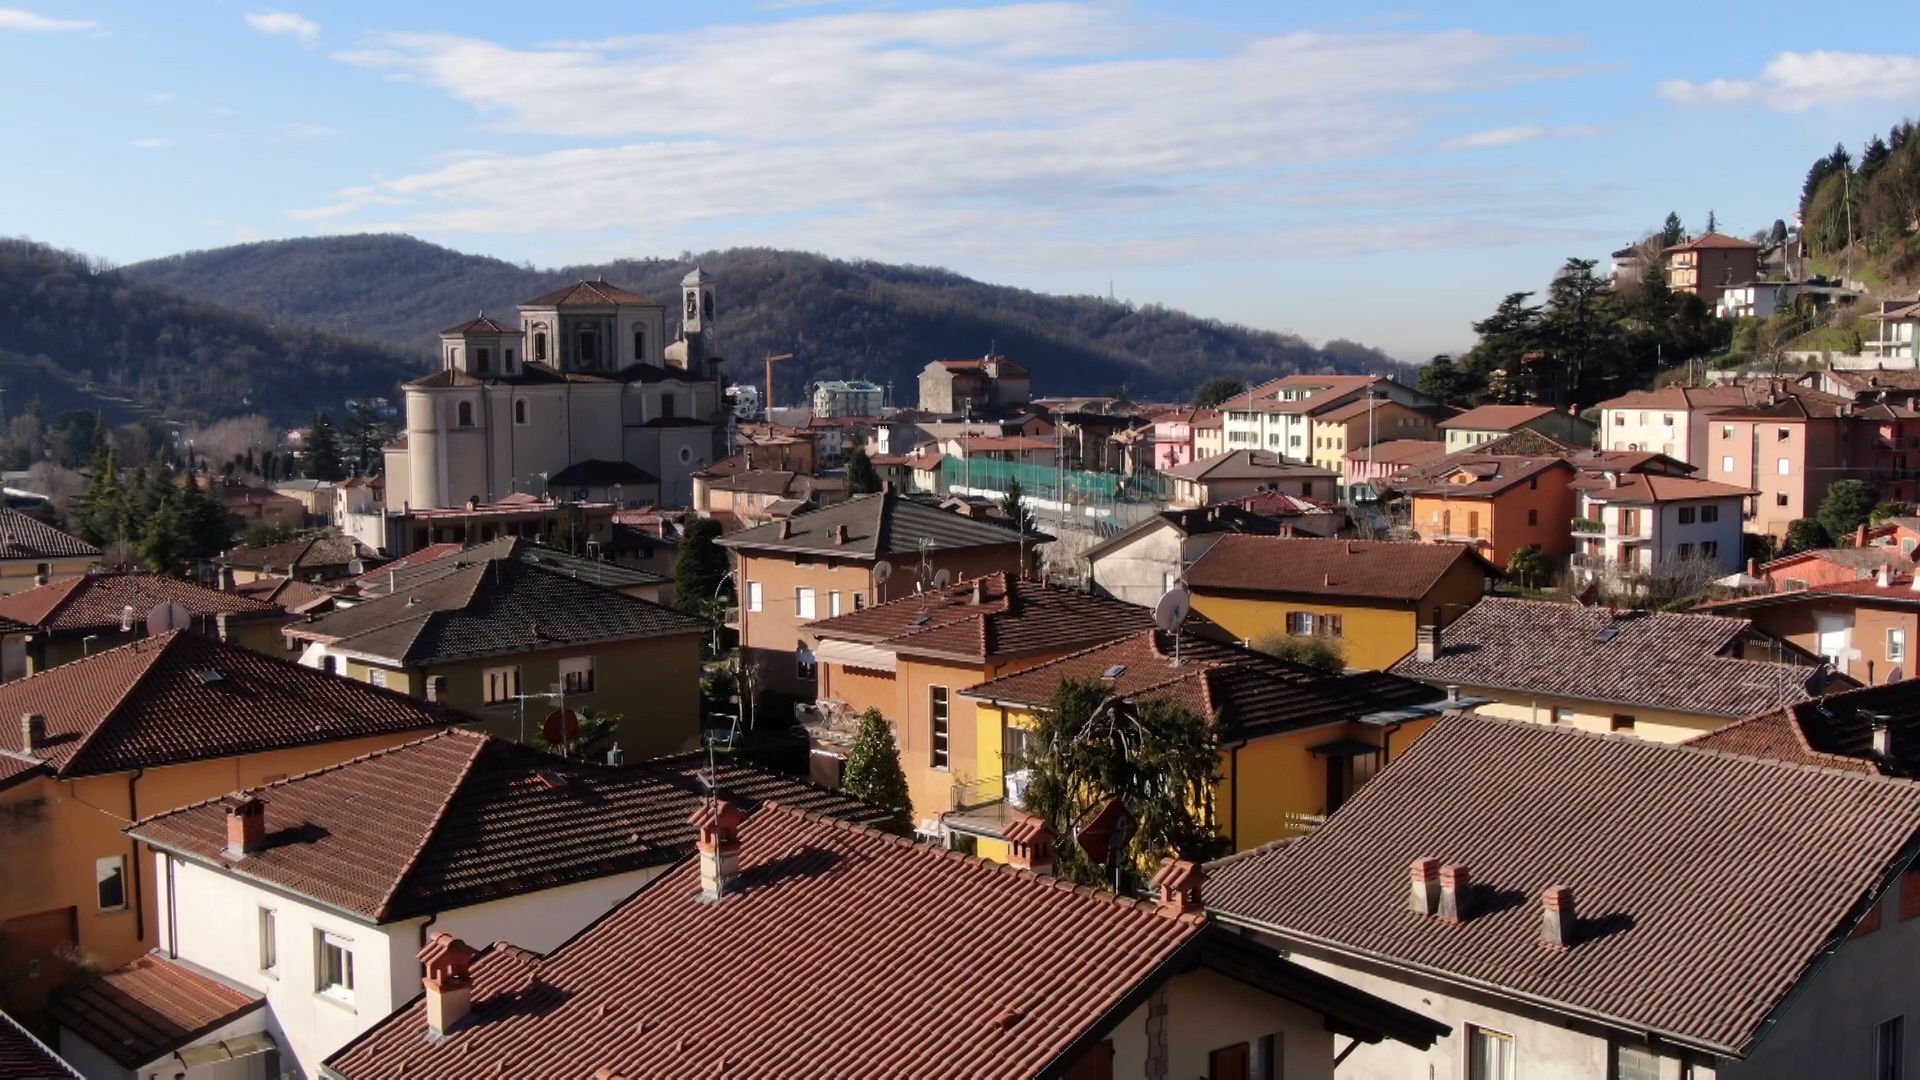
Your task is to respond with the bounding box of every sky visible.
[3,2,1918,362]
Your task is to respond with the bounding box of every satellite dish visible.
[1891,667,1905,684]
[346,558,365,576]
[146,601,192,637]
[872,561,893,585]
[931,568,951,590]
[1154,586,1191,633]
[542,708,580,744]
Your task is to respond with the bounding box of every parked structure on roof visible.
[1206,711,1920,1079]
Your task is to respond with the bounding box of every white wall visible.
[422,867,666,956]
[1089,521,1181,608]
[1106,967,1338,1080]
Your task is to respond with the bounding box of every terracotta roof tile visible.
[1397,455,1572,497]
[0,1012,78,1079]
[522,280,659,308]
[806,573,1153,661]
[1185,535,1494,603]
[0,508,98,561]
[716,491,1040,559]
[1205,713,1920,1056]
[1435,404,1558,430]
[1165,450,1338,482]
[325,805,1205,1080]
[0,573,277,633]
[51,953,261,1068]
[1688,680,1920,776]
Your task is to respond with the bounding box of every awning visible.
[1308,738,1382,758]
[813,638,898,673]
[176,1032,277,1069]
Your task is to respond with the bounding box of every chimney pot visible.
[690,800,747,901]
[1004,813,1056,876]
[1867,712,1895,760]
[1409,857,1442,916]
[223,794,266,858]
[215,612,236,644]
[418,933,482,1038]
[1416,624,1441,663]
[20,713,45,753]
[1437,863,1471,924]
[1540,885,1576,949]
[832,524,848,545]
[1149,858,1205,918]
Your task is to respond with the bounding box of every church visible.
[381,269,728,514]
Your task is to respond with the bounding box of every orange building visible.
[1401,456,1577,565]
[1664,231,1761,308]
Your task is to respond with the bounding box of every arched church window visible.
[534,332,547,362]
[686,292,697,319]
[633,327,645,363]
[458,401,474,428]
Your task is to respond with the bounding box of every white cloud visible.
[1658,51,1920,111]
[245,10,319,44]
[0,7,97,32]
[131,138,169,149]
[310,5,1605,268]
[1441,124,1604,150]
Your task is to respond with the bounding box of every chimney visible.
[33,572,47,587]
[1540,886,1576,949]
[832,524,849,545]
[1415,624,1441,663]
[972,577,988,605]
[1003,814,1056,876]
[690,801,747,901]
[222,795,266,858]
[215,612,236,643]
[1408,858,1442,916]
[1149,858,1205,918]
[778,519,791,540]
[1437,863,1471,924]
[1746,558,1757,577]
[1867,712,1894,760]
[1879,564,1893,588]
[418,933,482,1039]
[19,713,45,754]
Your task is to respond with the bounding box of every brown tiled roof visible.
[1205,713,1920,1057]
[1389,430,1586,486]
[1082,506,1285,562]
[1435,404,1557,430]
[961,628,1443,741]
[1687,679,1920,776]
[0,631,463,779]
[0,509,97,561]
[715,490,1039,559]
[1345,438,1446,466]
[1665,230,1761,251]
[1185,535,1494,602]
[1165,450,1338,483]
[232,576,332,613]
[1759,546,1916,576]
[1816,368,1920,393]
[1397,456,1571,497]
[0,573,277,634]
[325,805,1209,1080]
[1387,597,1826,718]
[1570,471,1756,502]
[0,754,46,791]
[521,280,658,308]
[0,1011,78,1079]
[221,535,371,573]
[51,953,261,1069]
[1593,385,1753,413]
[806,573,1153,662]
[133,730,889,922]
[439,314,520,336]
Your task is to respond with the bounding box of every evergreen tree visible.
[1817,480,1881,542]
[1861,135,1892,181]
[180,472,239,560]
[138,498,191,578]
[841,708,911,832]
[301,411,345,482]
[1661,212,1685,246]
[846,446,882,495]
[1416,354,1481,406]
[673,518,731,614]
[1781,518,1833,556]
[1769,219,1789,247]
[77,443,128,546]
[999,477,1031,532]
[1704,209,1718,235]
[1191,376,1247,409]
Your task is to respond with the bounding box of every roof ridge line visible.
[1477,711,1920,787]
[132,728,468,829]
[374,730,494,920]
[55,631,189,778]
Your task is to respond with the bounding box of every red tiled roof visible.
[521,280,658,308]
[0,508,97,561]
[1571,472,1755,502]
[51,953,261,1069]
[0,574,277,634]
[0,631,464,778]
[1398,456,1571,498]
[1593,385,1753,413]
[326,805,1206,1080]
[1205,713,1920,1057]
[1665,231,1762,251]
[0,1011,78,1079]
[1347,439,1447,466]
[346,543,462,589]
[1435,404,1557,430]
[133,730,889,922]
[1165,450,1338,482]
[1687,679,1920,776]
[806,573,1153,662]
[1185,535,1494,602]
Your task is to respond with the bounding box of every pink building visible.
[1145,407,1216,471]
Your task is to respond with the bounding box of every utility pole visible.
[764,353,793,424]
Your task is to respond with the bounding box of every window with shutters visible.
[1285,611,1313,636]
[316,931,355,1000]
[560,656,595,694]
[258,908,277,972]
[929,686,950,769]
[483,665,520,704]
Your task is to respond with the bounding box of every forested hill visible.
[0,239,427,425]
[127,235,1402,404]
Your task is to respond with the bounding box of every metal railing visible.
[950,774,1004,811]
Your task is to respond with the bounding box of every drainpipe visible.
[418,911,440,974]
[128,768,146,943]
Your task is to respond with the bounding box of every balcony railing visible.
[1571,518,1605,536]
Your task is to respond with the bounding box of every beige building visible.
[1664,231,1761,308]
[0,508,98,595]
[1164,450,1339,508]
[917,355,1031,414]
[1437,404,1594,453]
[1307,397,1438,476]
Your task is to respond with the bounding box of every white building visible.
[123,730,885,1080]
[1594,385,1756,466]
[1220,375,1434,458]
[1866,296,1920,361]
[812,379,884,418]
[1570,469,1753,579]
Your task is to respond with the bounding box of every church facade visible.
[383,269,728,514]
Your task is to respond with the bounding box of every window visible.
[633,326,645,361]
[258,908,277,972]
[1877,1016,1904,1080]
[1003,726,1031,772]
[1700,505,1719,523]
[796,648,817,680]
[828,591,842,618]
[1301,482,1313,497]
[1285,611,1313,636]
[1468,1027,1513,1080]
[1611,714,1636,732]
[1316,614,1343,638]
[515,399,528,425]
[367,668,387,689]
[1777,492,1791,507]
[560,656,595,694]
[1677,507,1696,524]
[1722,425,1734,439]
[504,348,513,368]
[1677,543,1693,559]
[1662,414,1674,428]
[1718,455,1734,473]
[1906,538,1919,555]
[1777,426,1791,441]
[457,401,474,427]
[661,393,676,418]
[534,331,547,361]
[1614,414,1625,427]
[1891,629,1908,664]
[1778,458,1791,476]
[746,582,763,612]
[474,347,490,374]
[852,592,866,611]
[96,856,127,911]
[1528,475,1538,490]
[930,686,950,769]
[795,587,817,621]
[1614,1045,1660,1080]
[1208,1042,1250,1080]
[1701,540,1719,558]
[1528,508,1539,526]
[577,327,599,366]
[317,931,355,999]
[483,665,521,704]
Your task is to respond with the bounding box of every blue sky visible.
[3,2,1917,361]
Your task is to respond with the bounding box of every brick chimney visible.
[1437,863,1471,925]
[1859,523,1871,548]
[777,519,791,540]
[1408,858,1441,916]
[832,524,849,545]
[690,801,747,902]
[1866,712,1895,760]
[418,933,482,1038]
[222,795,266,858]
[1003,814,1056,876]
[1540,886,1575,949]
[19,713,45,754]
[1149,858,1205,918]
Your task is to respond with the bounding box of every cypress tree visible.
[138,498,191,578]
[841,708,912,832]
[846,445,881,495]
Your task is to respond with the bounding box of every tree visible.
[1460,292,1542,403]
[533,707,622,760]
[1817,480,1881,542]
[1416,355,1480,406]
[179,472,240,560]
[1781,518,1833,556]
[1506,544,1549,588]
[301,411,345,482]
[1704,209,1718,235]
[75,442,125,546]
[841,708,911,831]
[1769,219,1789,248]
[1871,501,1917,527]
[999,477,1032,532]
[1249,632,1345,673]
[138,499,191,578]
[1662,212,1686,246]
[1192,377,1247,409]
[674,518,731,614]
[1861,135,1892,181]
[846,445,882,495]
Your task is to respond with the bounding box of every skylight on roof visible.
[1102,665,1127,680]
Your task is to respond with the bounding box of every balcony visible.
[1571,517,1605,536]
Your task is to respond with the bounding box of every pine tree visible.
[674,518,731,614]
[846,445,882,495]
[841,708,911,832]
[301,411,345,482]
[180,472,239,560]
[1661,212,1685,246]
[999,477,1031,532]
[77,445,125,546]
[138,498,191,578]
[1705,209,1718,235]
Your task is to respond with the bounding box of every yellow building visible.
[801,573,1155,832]
[285,555,708,760]
[0,508,98,596]
[953,628,1449,860]
[1307,397,1439,476]
[1184,535,1496,671]
[0,630,467,1013]
[1388,596,1839,743]
[0,572,291,674]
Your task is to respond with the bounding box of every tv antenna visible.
[1154,584,1190,667]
